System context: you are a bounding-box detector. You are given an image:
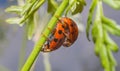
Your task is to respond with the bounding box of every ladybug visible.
[41,21,67,52]
[60,17,79,47]
[41,17,78,52]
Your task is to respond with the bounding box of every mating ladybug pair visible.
[41,17,79,52]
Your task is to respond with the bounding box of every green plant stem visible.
[21,0,69,71]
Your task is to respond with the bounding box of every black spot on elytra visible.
[54,38,58,42]
[70,24,74,27]
[58,30,62,34]
[62,25,65,28]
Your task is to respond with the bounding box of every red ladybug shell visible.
[41,22,66,52]
[41,17,79,52]
[60,17,79,47]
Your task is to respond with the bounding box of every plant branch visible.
[21,0,69,71]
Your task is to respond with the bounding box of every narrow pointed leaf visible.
[71,1,85,15]
[104,30,119,52]
[5,6,23,14]
[47,0,58,14]
[100,45,110,71]
[86,0,98,40]
[102,16,120,36]
[26,14,35,40]
[103,0,120,10]
[6,17,21,24]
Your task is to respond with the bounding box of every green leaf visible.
[91,21,99,42]
[5,6,23,14]
[107,48,117,71]
[20,0,45,24]
[92,18,103,42]
[71,0,85,15]
[21,0,36,15]
[103,0,120,10]
[106,43,119,52]
[92,21,103,56]
[100,45,110,71]
[65,0,86,15]
[86,0,98,41]
[94,39,101,56]
[102,16,120,36]
[103,30,119,52]
[107,48,117,66]
[71,0,86,15]
[103,24,120,36]
[47,0,58,14]
[26,14,35,40]
[21,3,33,15]
[6,17,21,25]
[80,0,86,5]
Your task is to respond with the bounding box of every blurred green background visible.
[0,0,120,71]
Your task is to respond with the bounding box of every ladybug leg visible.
[41,42,51,52]
[62,29,72,47]
[62,31,69,38]
[62,32,72,47]
[63,38,72,47]
[61,23,70,39]
[41,27,56,52]
[62,26,72,47]
[61,20,72,43]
